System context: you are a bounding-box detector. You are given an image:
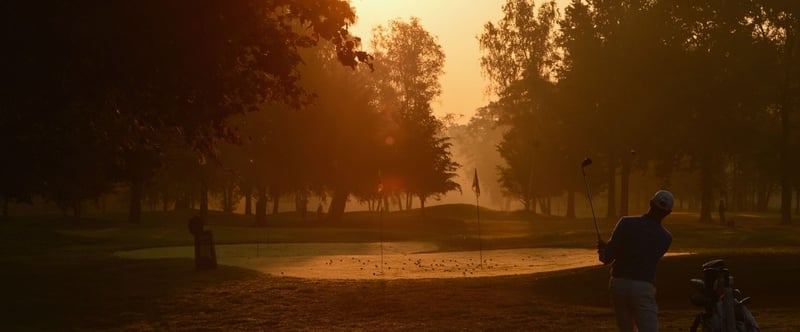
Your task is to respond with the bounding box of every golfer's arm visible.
[599,222,624,264]
[600,239,616,264]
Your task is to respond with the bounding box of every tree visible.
[447,105,509,209]
[479,0,560,98]
[758,1,800,224]
[370,17,460,214]
[3,0,370,222]
[221,42,381,223]
[480,0,563,214]
[299,45,384,221]
[653,0,781,222]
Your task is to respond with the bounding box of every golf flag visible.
[472,168,480,198]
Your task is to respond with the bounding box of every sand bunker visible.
[117,242,686,280]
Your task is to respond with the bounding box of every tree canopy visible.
[477,0,800,222]
[2,0,370,221]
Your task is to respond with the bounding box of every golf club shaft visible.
[581,168,602,242]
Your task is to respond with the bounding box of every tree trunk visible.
[699,153,713,223]
[606,151,617,220]
[2,198,9,221]
[327,190,348,222]
[72,200,81,218]
[244,185,252,216]
[162,187,170,212]
[537,197,550,215]
[129,179,143,223]
[148,195,157,212]
[271,187,280,215]
[732,158,742,213]
[255,186,267,225]
[619,152,631,217]
[224,184,236,213]
[755,180,771,212]
[566,191,575,219]
[779,26,797,222]
[527,168,534,213]
[174,191,189,210]
[295,191,308,219]
[780,99,792,224]
[419,196,426,216]
[199,177,208,219]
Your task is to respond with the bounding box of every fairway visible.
[3,209,800,331]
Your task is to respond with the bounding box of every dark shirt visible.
[600,215,672,284]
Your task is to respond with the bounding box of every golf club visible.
[688,259,759,331]
[581,158,602,242]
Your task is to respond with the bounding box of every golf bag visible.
[689,259,759,332]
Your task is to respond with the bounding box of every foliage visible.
[370,17,460,212]
[478,0,800,222]
[446,105,509,208]
[2,0,370,221]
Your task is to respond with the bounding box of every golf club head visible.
[581,158,592,168]
[689,278,706,291]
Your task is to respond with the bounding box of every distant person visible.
[296,193,309,220]
[718,199,727,226]
[597,190,674,332]
[317,202,324,222]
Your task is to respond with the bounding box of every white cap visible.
[651,190,674,211]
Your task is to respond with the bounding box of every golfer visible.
[597,190,674,332]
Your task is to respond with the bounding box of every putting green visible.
[115,242,687,280]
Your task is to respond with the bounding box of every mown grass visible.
[1,206,799,331]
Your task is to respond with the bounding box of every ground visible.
[1,206,799,331]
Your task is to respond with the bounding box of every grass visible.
[1,206,799,331]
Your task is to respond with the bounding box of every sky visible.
[348,0,570,124]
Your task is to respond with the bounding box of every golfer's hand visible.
[596,240,610,264]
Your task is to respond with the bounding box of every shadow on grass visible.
[0,255,263,331]
[524,251,800,311]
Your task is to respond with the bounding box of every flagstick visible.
[476,194,483,270]
[473,168,483,270]
[256,216,261,257]
[377,171,385,276]
[379,196,384,275]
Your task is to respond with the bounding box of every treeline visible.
[462,0,799,222]
[1,2,459,222]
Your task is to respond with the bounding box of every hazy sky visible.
[349,0,570,124]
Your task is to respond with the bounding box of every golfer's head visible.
[650,190,674,214]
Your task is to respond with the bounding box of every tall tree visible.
[371,17,460,214]
[759,1,800,224]
[657,0,779,222]
[3,0,370,222]
[480,0,562,214]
